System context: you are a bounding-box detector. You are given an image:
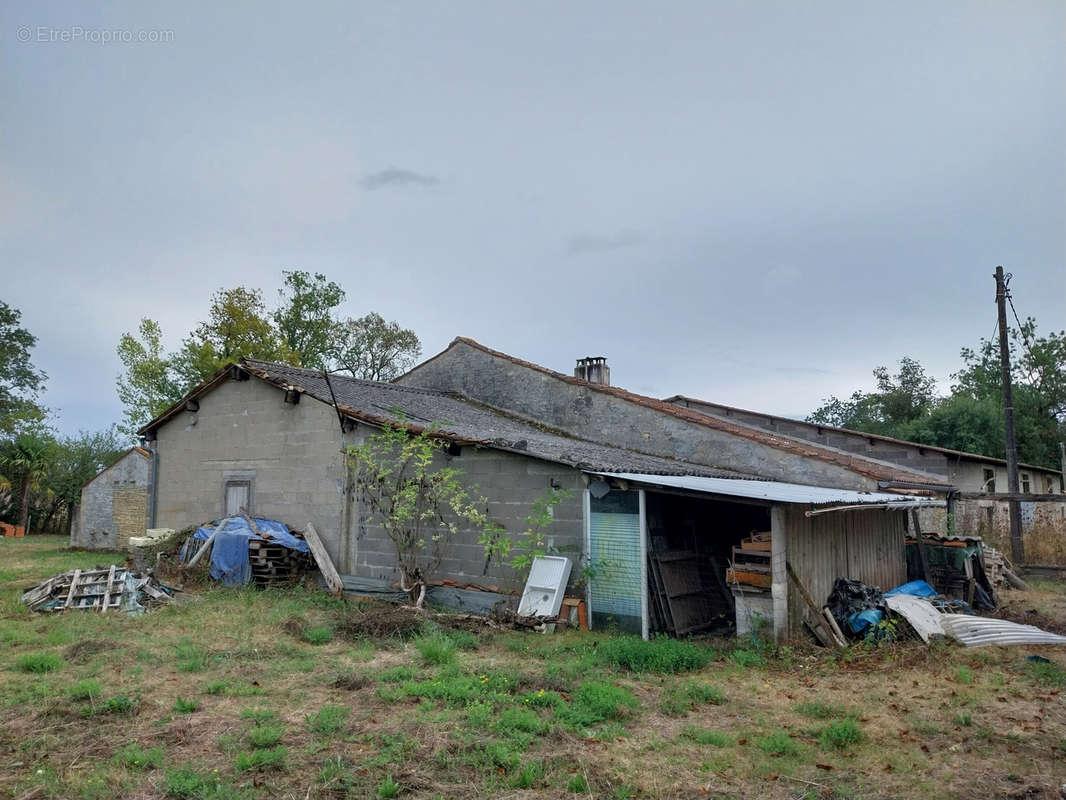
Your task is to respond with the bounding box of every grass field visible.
[1,535,1065,799]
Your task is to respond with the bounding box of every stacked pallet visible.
[21,566,172,613]
[726,531,772,589]
[248,534,313,586]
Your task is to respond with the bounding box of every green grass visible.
[247,724,286,748]
[376,665,418,683]
[756,730,802,757]
[175,641,208,673]
[594,634,713,674]
[240,707,278,724]
[954,665,975,684]
[556,681,639,730]
[376,774,400,798]
[1026,659,1066,688]
[302,625,334,645]
[15,651,64,673]
[114,742,165,770]
[174,697,200,713]
[84,695,136,716]
[234,746,288,771]
[567,774,590,793]
[414,633,458,665]
[306,704,349,735]
[681,726,734,747]
[510,759,545,789]
[794,700,852,719]
[660,679,725,715]
[69,678,102,701]
[819,718,864,750]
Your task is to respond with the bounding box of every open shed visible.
[583,472,945,641]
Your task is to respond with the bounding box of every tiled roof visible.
[240,359,759,479]
[403,338,952,488]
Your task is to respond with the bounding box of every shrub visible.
[15,652,64,673]
[234,745,287,771]
[377,774,400,798]
[303,625,334,645]
[114,742,164,770]
[247,724,286,748]
[164,767,210,797]
[307,704,349,735]
[86,695,136,715]
[173,698,199,713]
[69,679,102,701]
[414,634,457,666]
[819,718,864,750]
[595,635,713,674]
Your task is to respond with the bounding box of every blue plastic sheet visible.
[848,608,884,634]
[885,580,937,598]
[184,517,309,586]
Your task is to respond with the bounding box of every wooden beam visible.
[303,522,344,595]
[910,509,931,583]
[786,561,844,649]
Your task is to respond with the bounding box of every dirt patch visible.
[64,638,118,663]
[992,603,1066,635]
[280,615,307,638]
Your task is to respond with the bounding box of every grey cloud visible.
[360,168,440,191]
[566,230,642,256]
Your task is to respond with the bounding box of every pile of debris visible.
[178,515,314,587]
[21,566,173,614]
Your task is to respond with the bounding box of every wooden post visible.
[910,509,931,583]
[185,517,229,569]
[995,266,1024,563]
[769,506,788,643]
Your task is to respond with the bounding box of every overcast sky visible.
[2,1,1063,438]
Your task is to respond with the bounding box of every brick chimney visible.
[574,356,610,386]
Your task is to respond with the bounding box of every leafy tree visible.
[808,357,937,437]
[43,427,126,533]
[172,287,291,387]
[348,421,489,608]
[116,319,183,436]
[274,271,346,369]
[0,301,46,435]
[0,431,55,532]
[332,313,422,381]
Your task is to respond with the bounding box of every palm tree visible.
[0,433,53,533]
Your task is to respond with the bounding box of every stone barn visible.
[71,447,150,551]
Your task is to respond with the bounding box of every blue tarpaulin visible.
[885,580,938,598]
[184,517,309,586]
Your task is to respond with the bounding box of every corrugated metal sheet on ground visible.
[939,614,1066,647]
[592,473,945,507]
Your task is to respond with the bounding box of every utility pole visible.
[995,266,1024,563]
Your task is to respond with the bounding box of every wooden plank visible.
[62,570,82,611]
[910,510,931,583]
[303,522,344,594]
[785,561,843,648]
[822,607,848,647]
[100,565,117,613]
[726,569,772,588]
[185,518,229,569]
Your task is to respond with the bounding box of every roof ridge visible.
[422,338,950,487]
[242,359,452,398]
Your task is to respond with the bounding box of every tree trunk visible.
[18,478,30,534]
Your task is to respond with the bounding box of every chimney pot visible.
[574,356,610,386]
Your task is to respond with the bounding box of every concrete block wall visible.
[73,450,149,550]
[153,376,356,567]
[152,374,589,592]
[346,443,587,594]
[399,342,880,491]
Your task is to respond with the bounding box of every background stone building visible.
[71,447,150,551]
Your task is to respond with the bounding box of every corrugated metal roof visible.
[590,472,946,508]
[940,614,1066,647]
